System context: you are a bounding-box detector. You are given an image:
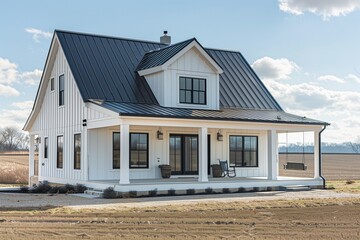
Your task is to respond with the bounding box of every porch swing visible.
[283,131,308,171]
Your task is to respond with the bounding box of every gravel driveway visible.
[1,189,360,209]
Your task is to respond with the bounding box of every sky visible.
[0,0,360,144]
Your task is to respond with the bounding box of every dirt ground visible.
[0,197,360,240]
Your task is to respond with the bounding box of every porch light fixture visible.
[217,130,223,141]
[157,129,164,140]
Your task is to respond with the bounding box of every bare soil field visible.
[0,197,360,239]
[279,153,360,180]
[0,152,28,184]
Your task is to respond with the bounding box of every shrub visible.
[168,189,176,196]
[20,185,29,193]
[48,186,60,194]
[64,184,76,193]
[149,189,158,197]
[129,191,138,198]
[58,186,68,194]
[222,188,230,193]
[346,180,355,185]
[205,187,213,194]
[253,187,260,192]
[186,189,195,195]
[103,187,117,199]
[75,184,87,193]
[32,183,52,193]
[238,187,245,193]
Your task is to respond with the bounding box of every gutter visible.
[319,125,327,189]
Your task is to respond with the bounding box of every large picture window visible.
[74,134,81,169]
[59,74,64,106]
[57,135,64,169]
[130,133,149,168]
[229,136,258,167]
[179,77,206,105]
[113,132,120,169]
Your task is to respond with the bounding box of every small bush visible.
[168,189,176,196]
[205,187,213,194]
[346,180,355,185]
[253,187,260,192]
[75,184,87,193]
[103,187,117,199]
[32,183,52,193]
[222,188,230,193]
[64,184,76,193]
[186,189,195,195]
[129,191,138,198]
[238,187,246,193]
[48,186,60,194]
[20,185,29,193]
[149,189,158,197]
[58,186,68,194]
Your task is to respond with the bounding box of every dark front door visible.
[170,135,198,175]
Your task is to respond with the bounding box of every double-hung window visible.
[57,135,64,169]
[74,134,81,169]
[59,74,64,106]
[179,77,206,105]
[229,136,258,167]
[130,133,149,168]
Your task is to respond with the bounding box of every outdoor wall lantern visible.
[217,130,223,141]
[35,136,41,144]
[157,129,164,140]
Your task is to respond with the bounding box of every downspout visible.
[319,125,327,189]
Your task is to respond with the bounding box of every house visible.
[24,30,329,192]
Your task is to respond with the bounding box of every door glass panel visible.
[170,136,182,172]
[184,136,198,173]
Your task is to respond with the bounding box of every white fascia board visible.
[23,35,59,131]
[137,66,165,76]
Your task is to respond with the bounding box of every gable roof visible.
[55,30,282,110]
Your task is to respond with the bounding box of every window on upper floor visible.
[179,77,206,105]
[50,78,54,91]
[59,74,64,106]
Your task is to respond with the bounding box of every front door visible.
[170,135,198,175]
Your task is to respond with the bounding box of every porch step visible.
[84,189,104,198]
[279,185,311,192]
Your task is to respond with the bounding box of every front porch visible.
[86,176,323,192]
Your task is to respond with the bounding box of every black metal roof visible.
[55,30,283,110]
[92,101,329,125]
[136,38,195,71]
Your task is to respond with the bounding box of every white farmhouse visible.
[24,30,329,192]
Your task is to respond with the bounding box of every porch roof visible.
[91,101,329,126]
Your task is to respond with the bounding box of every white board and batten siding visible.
[31,45,93,182]
[144,47,219,110]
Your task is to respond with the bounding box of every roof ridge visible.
[145,37,196,54]
[205,47,241,54]
[55,29,167,45]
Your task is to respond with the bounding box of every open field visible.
[0,196,360,239]
[0,152,28,184]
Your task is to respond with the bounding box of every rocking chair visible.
[219,160,236,178]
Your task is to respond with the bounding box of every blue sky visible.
[0,0,360,143]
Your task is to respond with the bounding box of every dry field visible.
[0,152,28,184]
[0,198,360,239]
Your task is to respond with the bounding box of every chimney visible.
[160,31,171,45]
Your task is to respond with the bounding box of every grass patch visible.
[327,180,360,193]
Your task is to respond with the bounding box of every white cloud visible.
[251,57,299,81]
[0,57,18,84]
[346,74,360,83]
[11,101,34,110]
[318,75,345,83]
[0,84,20,97]
[279,0,360,20]
[25,28,52,42]
[20,69,42,85]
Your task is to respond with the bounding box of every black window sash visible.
[57,135,63,169]
[59,74,64,106]
[44,137,48,159]
[130,133,149,168]
[74,134,81,169]
[179,77,206,105]
[229,135,258,167]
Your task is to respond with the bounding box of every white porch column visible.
[314,130,320,179]
[119,124,130,184]
[198,127,208,182]
[29,134,35,184]
[267,130,278,180]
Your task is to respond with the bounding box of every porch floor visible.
[86,176,323,192]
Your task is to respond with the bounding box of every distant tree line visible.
[0,127,29,151]
[279,142,360,154]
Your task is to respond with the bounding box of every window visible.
[113,132,120,169]
[44,137,48,159]
[74,134,81,169]
[50,78,54,91]
[57,135,64,169]
[179,77,206,105]
[59,74,64,106]
[130,133,149,168]
[229,136,258,167]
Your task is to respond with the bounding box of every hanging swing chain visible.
[302,131,305,163]
[286,131,289,162]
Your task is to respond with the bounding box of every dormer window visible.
[179,77,206,105]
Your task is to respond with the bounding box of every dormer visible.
[137,37,223,110]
